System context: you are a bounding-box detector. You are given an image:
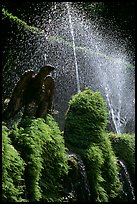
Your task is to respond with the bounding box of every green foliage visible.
[2,125,27,202]
[108,132,135,188]
[64,89,122,202]
[85,144,108,202]
[82,133,122,202]
[2,7,43,34]
[11,118,44,201]
[100,134,122,200]
[65,89,108,148]
[10,115,68,202]
[40,115,69,202]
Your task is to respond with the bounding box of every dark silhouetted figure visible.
[3,64,55,120]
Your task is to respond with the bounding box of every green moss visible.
[2,125,27,202]
[2,8,43,34]
[65,89,108,148]
[85,144,108,202]
[108,132,135,188]
[10,115,68,202]
[64,89,122,202]
[2,115,69,202]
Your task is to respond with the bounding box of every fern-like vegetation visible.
[2,115,69,202]
[64,89,122,202]
[2,90,135,202]
[2,8,43,34]
[108,132,135,189]
[2,125,27,202]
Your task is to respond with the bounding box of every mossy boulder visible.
[64,89,108,149]
[2,115,69,202]
[2,125,27,202]
[64,90,122,202]
[108,132,135,189]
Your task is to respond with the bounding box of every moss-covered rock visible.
[108,132,135,189]
[64,89,108,149]
[64,90,122,202]
[2,115,69,202]
[2,125,27,202]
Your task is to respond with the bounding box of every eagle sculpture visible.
[3,64,55,120]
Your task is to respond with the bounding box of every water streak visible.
[67,153,91,201]
[77,155,91,201]
[118,160,135,201]
[105,86,121,133]
[66,3,80,93]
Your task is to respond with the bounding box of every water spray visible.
[66,2,81,93]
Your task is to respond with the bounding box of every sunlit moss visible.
[2,8,43,34]
[2,125,27,202]
[2,115,69,202]
[108,132,135,188]
[64,89,122,202]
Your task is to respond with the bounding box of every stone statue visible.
[3,64,55,120]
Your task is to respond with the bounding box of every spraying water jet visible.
[66,2,81,93]
[2,2,135,132]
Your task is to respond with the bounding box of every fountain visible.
[66,3,80,93]
[2,2,135,202]
[118,160,135,201]
[2,2,135,132]
[63,153,91,202]
[76,155,91,201]
[105,85,126,134]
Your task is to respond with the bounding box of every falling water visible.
[77,155,91,201]
[65,153,91,202]
[2,2,135,132]
[106,93,120,133]
[118,160,135,201]
[105,82,128,134]
[66,2,80,93]
[2,3,135,202]
[105,86,124,134]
